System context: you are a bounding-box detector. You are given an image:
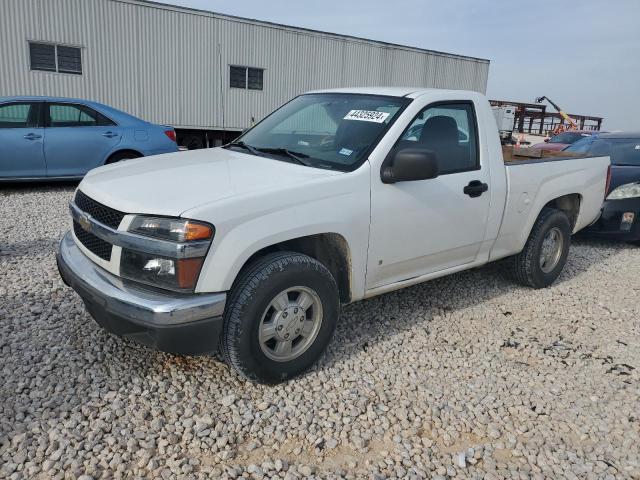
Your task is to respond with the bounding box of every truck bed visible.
[502,145,583,163]
[490,150,610,262]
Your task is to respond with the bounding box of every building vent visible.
[29,42,82,75]
[29,42,56,72]
[230,65,264,90]
[57,45,82,74]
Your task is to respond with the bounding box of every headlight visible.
[120,250,205,291]
[128,216,213,242]
[607,182,640,200]
[121,216,214,291]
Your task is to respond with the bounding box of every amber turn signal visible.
[184,222,214,241]
[176,257,206,289]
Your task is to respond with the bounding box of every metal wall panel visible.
[0,0,490,130]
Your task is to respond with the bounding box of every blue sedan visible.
[0,96,179,181]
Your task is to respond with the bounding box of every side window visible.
[48,104,114,127]
[399,103,478,174]
[0,103,38,129]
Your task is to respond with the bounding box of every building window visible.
[230,66,247,89]
[247,68,263,90]
[29,42,82,75]
[229,65,263,90]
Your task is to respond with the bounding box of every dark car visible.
[565,132,640,242]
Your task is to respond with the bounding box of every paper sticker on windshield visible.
[344,110,390,123]
[339,148,353,156]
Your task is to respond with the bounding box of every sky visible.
[162,0,639,130]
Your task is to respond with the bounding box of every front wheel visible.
[221,252,340,384]
[510,208,571,288]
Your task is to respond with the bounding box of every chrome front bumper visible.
[56,231,226,354]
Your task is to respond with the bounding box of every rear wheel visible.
[221,252,340,384]
[181,135,204,150]
[105,151,141,164]
[510,208,571,288]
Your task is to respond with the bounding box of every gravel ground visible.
[1,185,639,480]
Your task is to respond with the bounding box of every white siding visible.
[0,0,490,130]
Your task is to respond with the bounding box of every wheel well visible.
[105,149,143,164]
[544,193,581,230]
[240,233,352,303]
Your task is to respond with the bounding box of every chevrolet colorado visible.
[57,87,610,384]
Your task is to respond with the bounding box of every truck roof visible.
[306,87,472,98]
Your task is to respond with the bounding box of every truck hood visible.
[79,148,341,217]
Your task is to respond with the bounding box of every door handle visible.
[23,133,42,140]
[464,180,489,198]
[101,131,119,138]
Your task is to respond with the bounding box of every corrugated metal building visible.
[0,0,490,145]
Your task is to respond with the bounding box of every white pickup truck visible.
[57,87,610,384]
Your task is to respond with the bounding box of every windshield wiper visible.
[225,143,313,167]
[225,141,261,156]
[227,143,331,169]
[255,147,314,167]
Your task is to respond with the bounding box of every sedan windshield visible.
[227,93,410,171]
[588,138,640,166]
[549,132,591,144]
[563,135,596,153]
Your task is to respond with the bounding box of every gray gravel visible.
[1,185,639,480]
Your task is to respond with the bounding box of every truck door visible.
[367,101,492,290]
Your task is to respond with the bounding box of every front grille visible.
[74,190,125,229]
[73,221,113,261]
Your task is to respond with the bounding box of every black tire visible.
[181,135,204,150]
[221,252,340,384]
[510,208,571,288]
[105,151,141,164]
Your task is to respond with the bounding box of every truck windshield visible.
[228,93,411,171]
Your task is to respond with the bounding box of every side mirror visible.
[381,148,439,184]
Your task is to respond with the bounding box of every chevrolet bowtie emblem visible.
[78,212,91,232]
